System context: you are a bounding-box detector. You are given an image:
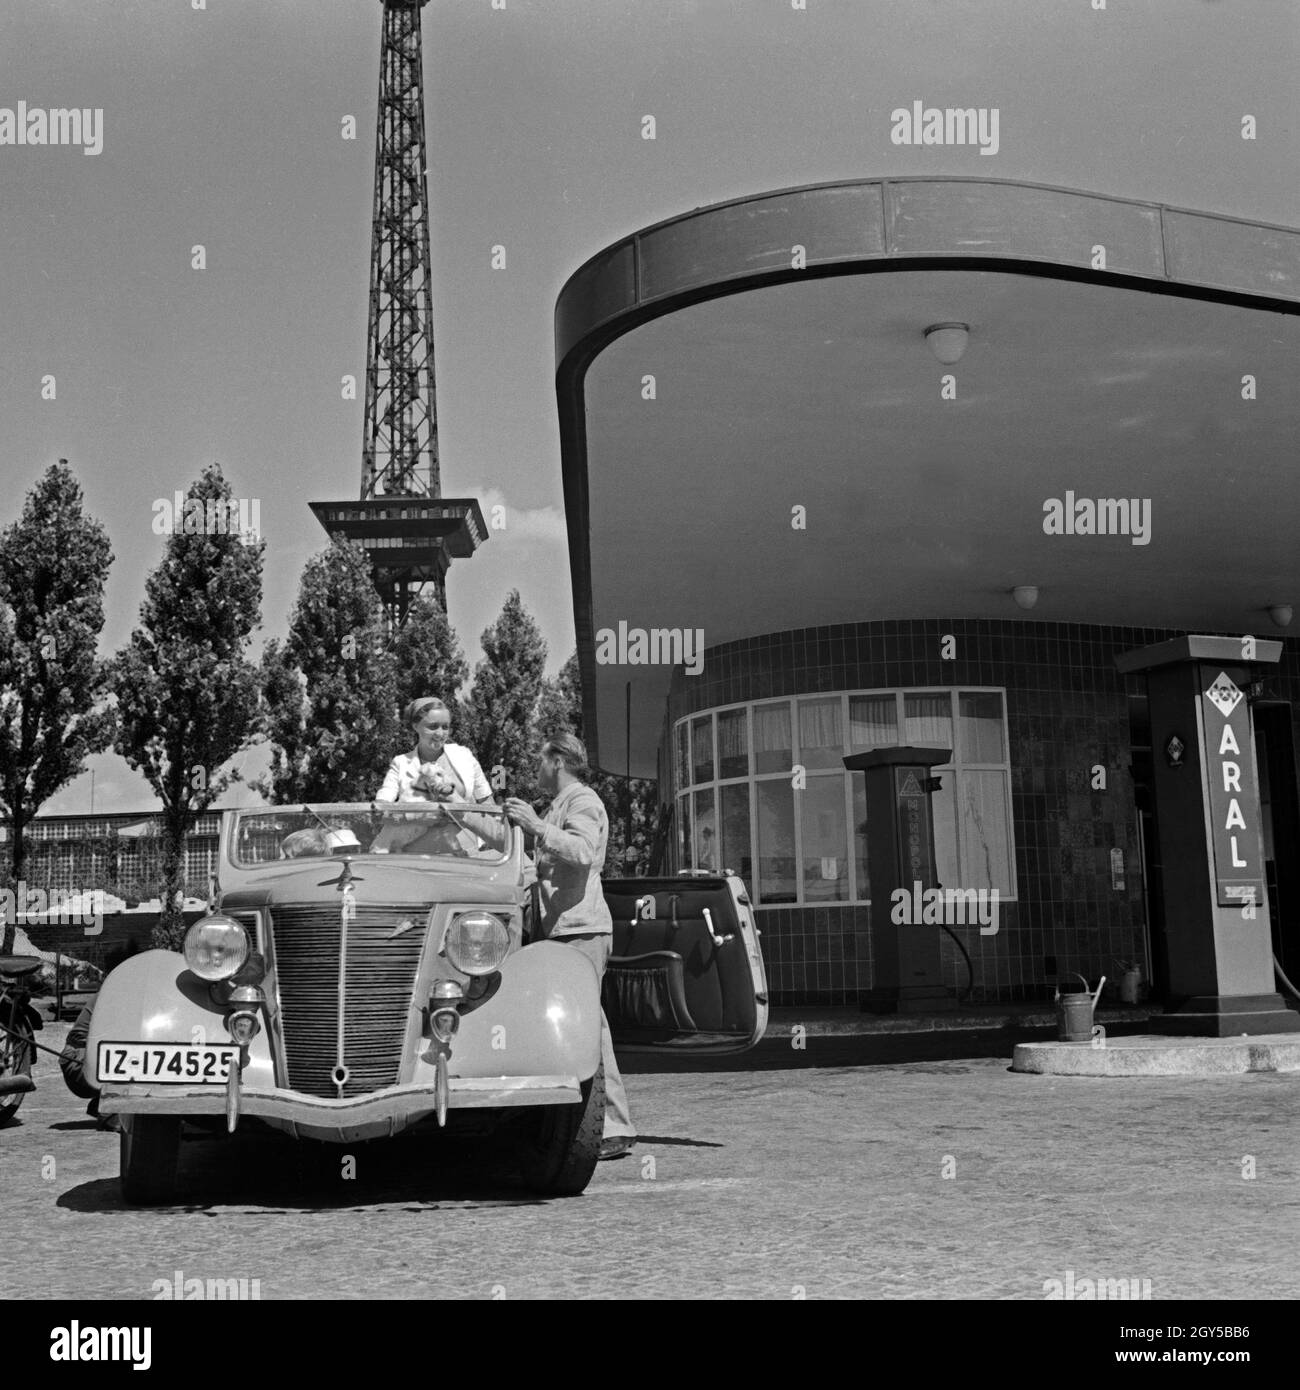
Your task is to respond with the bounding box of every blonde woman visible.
[374,697,496,853]
[376,696,493,806]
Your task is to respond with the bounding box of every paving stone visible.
[2,1028,1297,1300]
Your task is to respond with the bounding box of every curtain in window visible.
[904,693,953,751]
[718,709,748,778]
[753,702,792,774]
[849,695,898,751]
[798,698,843,769]
[958,692,1005,763]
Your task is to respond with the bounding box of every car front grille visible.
[270,903,433,1099]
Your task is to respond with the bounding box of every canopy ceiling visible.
[555,180,1300,775]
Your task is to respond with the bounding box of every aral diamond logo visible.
[1205,672,1243,718]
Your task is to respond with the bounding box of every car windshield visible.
[231,804,512,868]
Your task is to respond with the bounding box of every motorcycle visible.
[0,955,44,1124]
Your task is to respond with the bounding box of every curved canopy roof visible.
[554,178,1300,774]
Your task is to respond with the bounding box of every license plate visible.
[96,1042,239,1085]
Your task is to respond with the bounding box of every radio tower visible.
[311,0,485,628]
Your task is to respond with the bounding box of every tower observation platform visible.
[309,497,486,620]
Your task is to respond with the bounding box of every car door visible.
[601,872,768,1053]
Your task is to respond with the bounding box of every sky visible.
[1,0,1295,815]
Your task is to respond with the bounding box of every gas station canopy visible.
[554,178,1300,774]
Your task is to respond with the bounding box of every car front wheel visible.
[120,1116,181,1205]
[520,1063,605,1197]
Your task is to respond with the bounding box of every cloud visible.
[474,487,568,544]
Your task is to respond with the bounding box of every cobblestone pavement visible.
[2,1024,1297,1300]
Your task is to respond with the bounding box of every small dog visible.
[413,762,457,800]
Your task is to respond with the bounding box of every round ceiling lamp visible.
[924,322,970,365]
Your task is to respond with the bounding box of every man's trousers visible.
[559,931,636,1140]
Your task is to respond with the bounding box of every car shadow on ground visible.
[55,1121,556,1213]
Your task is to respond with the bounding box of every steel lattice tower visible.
[312,0,484,628]
[365,0,437,499]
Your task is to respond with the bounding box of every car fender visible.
[439,939,602,1083]
[85,949,276,1092]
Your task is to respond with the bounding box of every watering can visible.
[1054,972,1105,1042]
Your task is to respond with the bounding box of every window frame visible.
[672,687,1017,907]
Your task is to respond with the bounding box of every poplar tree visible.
[259,539,399,804]
[110,463,264,948]
[459,590,547,800]
[534,650,583,749]
[389,592,468,715]
[0,461,115,955]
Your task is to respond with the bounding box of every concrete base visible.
[1148,993,1300,1037]
[1012,1032,1300,1076]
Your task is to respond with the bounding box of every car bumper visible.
[97,1074,583,1142]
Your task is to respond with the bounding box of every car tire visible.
[521,1062,605,1197]
[0,1018,34,1127]
[120,1115,181,1205]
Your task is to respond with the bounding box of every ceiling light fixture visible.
[1012,586,1038,611]
[924,322,970,365]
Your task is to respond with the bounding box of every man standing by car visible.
[503,733,636,1160]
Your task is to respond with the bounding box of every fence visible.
[1,817,222,904]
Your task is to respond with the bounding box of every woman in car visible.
[373,696,496,853]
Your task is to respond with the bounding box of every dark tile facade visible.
[663,618,1300,1007]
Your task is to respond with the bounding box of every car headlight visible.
[444,911,510,977]
[183,915,250,982]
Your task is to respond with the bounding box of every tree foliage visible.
[110,462,263,947]
[534,649,583,750]
[390,592,468,715]
[459,590,548,800]
[0,461,115,953]
[259,539,400,804]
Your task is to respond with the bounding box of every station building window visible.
[673,688,1017,906]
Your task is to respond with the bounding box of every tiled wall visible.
[664,618,1298,1007]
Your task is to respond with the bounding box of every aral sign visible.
[1200,670,1263,909]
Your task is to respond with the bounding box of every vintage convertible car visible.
[87,802,768,1203]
